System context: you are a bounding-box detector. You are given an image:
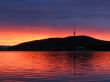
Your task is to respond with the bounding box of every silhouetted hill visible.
[7,36,110,51]
[0,46,10,50]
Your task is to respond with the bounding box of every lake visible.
[0,51,109,82]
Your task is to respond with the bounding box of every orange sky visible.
[0,25,110,45]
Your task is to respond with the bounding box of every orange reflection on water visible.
[91,52,110,73]
[0,52,76,78]
[0,51,110,81]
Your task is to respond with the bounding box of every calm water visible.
[0,51,109,82]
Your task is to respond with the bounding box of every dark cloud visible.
[0,0,110,28]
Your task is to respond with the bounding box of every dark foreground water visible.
[0,51,110,82]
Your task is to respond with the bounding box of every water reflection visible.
[0,51,109,82]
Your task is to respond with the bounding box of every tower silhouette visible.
[74,24,76,37]
[73,24,76,49]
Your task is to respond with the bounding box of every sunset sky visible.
[0,0,110,45]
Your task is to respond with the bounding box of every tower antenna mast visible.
[74,24,76,37]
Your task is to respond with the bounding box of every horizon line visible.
[0,35,109,46]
